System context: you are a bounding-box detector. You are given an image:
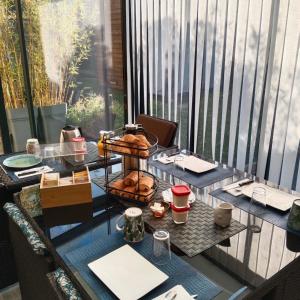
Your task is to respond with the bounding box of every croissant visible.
[122,134,140,144]
[109,140,131,154]
[137,176,154,192]
[135,135,151,147]
[123,171,143,186]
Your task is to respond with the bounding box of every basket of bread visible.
[103,127,158,158]
[107,170,157,204]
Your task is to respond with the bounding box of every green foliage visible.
[66,93,105,128]
[0,0,94,108]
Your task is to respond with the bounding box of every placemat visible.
[148,156,234,189]
[210,188,291,232]
[93,174,247,257]
[65,232,222,300]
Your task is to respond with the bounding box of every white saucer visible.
[162,188,196,204]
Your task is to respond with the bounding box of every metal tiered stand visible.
[102,127,159,206]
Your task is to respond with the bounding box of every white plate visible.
[241,182,298,212]
[162,188,196,204]
[88,245,168,300]
[175,155,217,174]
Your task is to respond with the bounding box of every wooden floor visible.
[0,284,21,300]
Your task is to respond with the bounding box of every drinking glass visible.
[248,187,266,233]
[172,153,185,185]
[152,229,171,265]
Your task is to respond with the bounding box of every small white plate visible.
[88,245,168,300]
[162,188,196,204]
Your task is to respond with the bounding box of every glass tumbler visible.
[248,187,266,233]
[152,229,171,265]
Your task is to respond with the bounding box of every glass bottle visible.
[98,130,110,157]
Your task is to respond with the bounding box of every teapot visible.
[214,203,234,228]
[60,125,81,143]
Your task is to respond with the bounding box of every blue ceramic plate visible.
[3,154,42,169]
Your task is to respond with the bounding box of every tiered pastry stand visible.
[102,127,159,206]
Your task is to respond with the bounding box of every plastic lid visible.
[71,137,85,142]
[170,203,190,212]
[171,185,191,196]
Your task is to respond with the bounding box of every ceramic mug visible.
[287,199,300,231]
[116,207,145,242]
[214,203,234,228]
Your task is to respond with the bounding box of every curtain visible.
[126,0,300,192]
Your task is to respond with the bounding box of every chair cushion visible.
[53,268,82,300]
[3,202,47,255]
[19,184,42,218]
[136,114,178,148]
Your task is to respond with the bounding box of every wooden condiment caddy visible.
[40,167,92,226]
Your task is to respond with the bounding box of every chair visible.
[3,202,57,300]
[136,114,178,148]
[47,268,82,300]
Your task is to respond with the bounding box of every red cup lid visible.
[170,203,190,212]
[171,185,191,196]
[72,137,85,142]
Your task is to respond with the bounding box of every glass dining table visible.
[16,152,300,300]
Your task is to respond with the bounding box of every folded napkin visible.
[15,166,53,179]
[152,285,194,300]
[222,178,252,196]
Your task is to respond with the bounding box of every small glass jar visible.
[72,137,86,162]
[26,138,40,157]
[171,185,191,207]
[171,203,190,224]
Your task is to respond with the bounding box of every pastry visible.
[110,179,125,195]
[135,134,151,147]
[109,140,131,154]
[137,176,154,192]
[121,185,137,199]
[122,134,140,144]
[138,189,153,202]
[123,171,143,186]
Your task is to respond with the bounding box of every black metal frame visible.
[0,77,12,154]
[0,0,129,154]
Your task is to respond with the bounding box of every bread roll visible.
[123,171,143,186]
[137,176,154,192]
[121,185,137,199]
[110,179,125,195]
[135,135,151,147]
[109,140,131,154]
[122,134,140,144]
[138,189,153,202]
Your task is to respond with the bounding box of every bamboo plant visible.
[0,0,94,109]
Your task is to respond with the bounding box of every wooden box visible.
[40,167,92,226]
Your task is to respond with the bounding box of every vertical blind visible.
[126,0,300,192]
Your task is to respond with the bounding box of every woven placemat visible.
[148,156,234,189]
[93,174,247,257]
[65,231,222,300]
[210,188,292,233]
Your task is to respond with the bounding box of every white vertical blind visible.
[126,0,300,191]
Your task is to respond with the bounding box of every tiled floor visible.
[0,284,21,300]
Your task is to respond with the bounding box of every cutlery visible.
[0,164,8,175]
[17,166,47,176]
[165,290,177,299]
[191,295,198,299]
[238,179,254,187]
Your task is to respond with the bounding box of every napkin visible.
[222,179,252,196]
[152,285,194,300]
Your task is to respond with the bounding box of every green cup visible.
[287,199,300,231]
[116,207,145,242]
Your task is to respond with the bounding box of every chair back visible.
[47,268,83,300]
[4,202,56,300]
[136,114,178,148]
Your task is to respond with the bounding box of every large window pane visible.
[22,0,125,142]
[0,0,33,151]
